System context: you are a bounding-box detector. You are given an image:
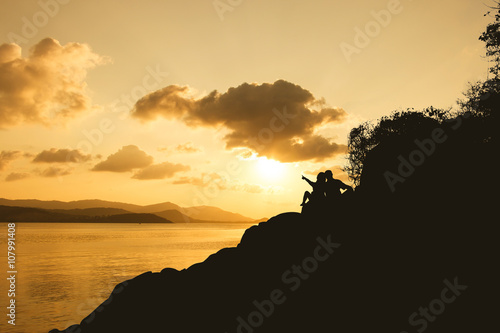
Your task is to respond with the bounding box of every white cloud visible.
[0,38,109,127]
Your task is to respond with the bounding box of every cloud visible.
[92,145,154,172]
[132,80,347,162]
[172,172,281,194]
[0,151,22,170]
[5,172,30,182]
[157,142,202,154]
[131,85,194,121]
[132,162,190,180]
[230,183,283,195]
[304,165,350,182]
[0,38,108,127]
[233,183,264,194]
[172,172,223,187]
[39,166,72,178]
[172,176,203,186]
[32,148,92,163]
[174,142,202,153]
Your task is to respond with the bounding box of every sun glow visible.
[256,157,286,180]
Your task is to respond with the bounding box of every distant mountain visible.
[0,205,172,223]
[0,198,255,222]
[95,213,171,223]
[0,205,79,222]
[184,205,254,222]
[0,198,144,211]
[137,202,183,214]
[152,209,258,224]
[49,208,132,216]
[152,209,204,223]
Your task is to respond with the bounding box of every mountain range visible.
[0,198,262,223]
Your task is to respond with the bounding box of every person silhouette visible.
[324,170,352,204]
[300,172,327,206]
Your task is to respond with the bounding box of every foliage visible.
[458,78,500,116]
[345,3,500,186]
[480,1,500,79]
[344,108,450,186]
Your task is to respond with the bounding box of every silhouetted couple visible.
[300,170,352,207]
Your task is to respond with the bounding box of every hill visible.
[138,202,183,213]
[152,209,260,224]
[183,205,254,222]
[0,198,145,211]
[151,209,205,223]
[95,213,170,223]
[49,208,132,216]
[0,205,83,222]
[48,110,498,332]
[0,198,255,222]
[0,205,172,223]
[47,188,497,332]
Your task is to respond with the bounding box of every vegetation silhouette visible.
[49,4,499,333]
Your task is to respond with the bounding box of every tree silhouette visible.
[345,107,449,186]
[480,1,500,79]
[346,3,500,186]
[457,1,499,141]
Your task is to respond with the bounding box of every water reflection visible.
[0,222,254,333]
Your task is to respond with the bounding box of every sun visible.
[256,157,286,180]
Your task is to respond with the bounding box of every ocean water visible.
[0,222,255,333]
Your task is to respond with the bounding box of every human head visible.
[325,170,333,180]
[317,172,326,183]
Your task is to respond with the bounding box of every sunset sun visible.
[256,157,286,180]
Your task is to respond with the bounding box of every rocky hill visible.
[48,113,498,332]
[48,192,497,332]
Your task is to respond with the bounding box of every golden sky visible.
[0,0,491,218]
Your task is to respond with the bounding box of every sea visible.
[0,222,255,333]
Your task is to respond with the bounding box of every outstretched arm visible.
[302,175,314,187]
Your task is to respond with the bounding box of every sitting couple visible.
[300,170,352,207]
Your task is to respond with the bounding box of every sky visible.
[0,0,492,218]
